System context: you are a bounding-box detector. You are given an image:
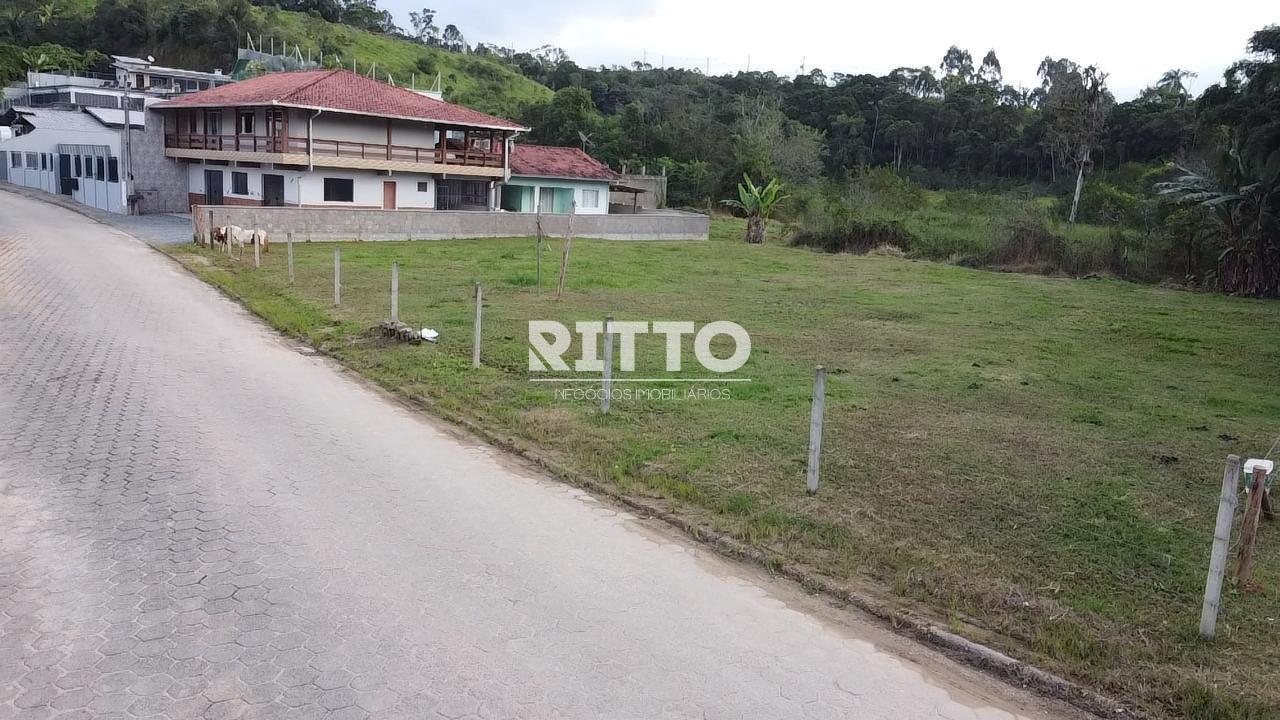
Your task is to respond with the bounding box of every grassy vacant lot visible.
[165,218,1280,718]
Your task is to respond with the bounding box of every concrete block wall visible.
[131,112,189,214]
[193,206,709,242]
[609,174,667,210]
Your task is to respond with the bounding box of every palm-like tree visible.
[1153,68,1197,106]
[1161,26,1280,297]
[1156,165,1273,294]
[723,175,787,245]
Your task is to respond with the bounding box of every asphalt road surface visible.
[0,188,1079,719]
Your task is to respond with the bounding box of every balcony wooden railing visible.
[164,134,504,168]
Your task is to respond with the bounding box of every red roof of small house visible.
[509,144,618,181]
[154,69,526,131]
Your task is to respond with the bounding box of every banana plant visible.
[722,174,787,244]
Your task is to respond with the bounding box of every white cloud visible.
[389,0,1276,99]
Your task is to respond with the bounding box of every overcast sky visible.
[383,0,1276,100]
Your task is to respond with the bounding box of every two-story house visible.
[153,69,528,211]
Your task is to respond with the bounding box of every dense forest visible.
[1,0,1277,296]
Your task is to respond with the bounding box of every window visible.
[40,153,47,171]
[25,152,37,169]
[73,156,81,176]
[417,181,431,192]
[82,156,92,178]
[205,112,221,137]
[10,151,20,168]
[238,112,254,135]
[108,158,119,183]
[187,111,198,134]
[323,178,354,202]
[231,171,249,195]
[581,189,600,209]
[95,157,105,181]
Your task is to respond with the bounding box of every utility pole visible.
[115,60,135,215]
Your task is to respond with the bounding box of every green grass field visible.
[166,218,1280,718]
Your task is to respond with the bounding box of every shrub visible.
[1073,181,1139,226]
[984,208,1070,273]
[790,216,915,255]
[844,166,926,213]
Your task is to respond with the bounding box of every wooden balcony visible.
[163,134,506,176]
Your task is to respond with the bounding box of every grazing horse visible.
[211,225,269,257]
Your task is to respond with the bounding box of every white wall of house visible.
[390,119,435,148]
[183,109,440,152]
[1,127,126,213]
[186,162,302,206]
[312,113,391,144]
[503,177,611,215]
[297,170,435,208]
[5,149,58,194]
[187,161,436,209]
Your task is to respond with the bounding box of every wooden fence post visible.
[333,246,341,306]
[472,283,482,369]
[1200,455,1241,640]
[535,211,543,296]
[555,202,577,300]
[1234,467,1268,588]
[254,232,261,268]
[601,315,613,415]
[286,232,294,283]
[806,365,826,496]
[390,261,399,323]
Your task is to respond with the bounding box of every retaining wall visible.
[192,206,708,242]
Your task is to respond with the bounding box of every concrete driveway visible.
[0,188,1079,719]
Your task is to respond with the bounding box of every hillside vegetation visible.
[244,8,551,116]
[0,0,550,118]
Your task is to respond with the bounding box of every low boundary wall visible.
[192,206,708,243]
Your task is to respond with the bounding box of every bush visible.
[983,207,1071,273]
[843,166,926,213]
[790,216,915,255]
[1072,181,1139,226]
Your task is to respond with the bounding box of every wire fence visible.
[188,234,1278,642]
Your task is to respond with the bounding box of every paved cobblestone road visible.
[0,189,1077,720]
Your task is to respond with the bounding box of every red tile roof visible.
[509,144,617,181]
[154,69,526,131]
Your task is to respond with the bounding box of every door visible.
[262,174,284,207]
[58,154,73,196]
[204,169,223,205]
[266,109,284,152]
[382,181,396,210]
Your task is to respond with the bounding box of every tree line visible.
[1,2,1275,295]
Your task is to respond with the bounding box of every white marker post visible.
[390,262,399,323]
[333,247,341,306]
[1200,455,1241,640]
[472,283,483,369]
[601,315,613,415]
[286,232,294,284]
[806,365,827,495]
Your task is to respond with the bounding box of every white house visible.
[152,69,528,211]
[501,144,617,215]
[0,107,132,213]
[0,57,231,214]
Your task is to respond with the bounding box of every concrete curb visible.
[400,396,1141,720]
[11,183,1140,720]
[165,247,1139,720]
